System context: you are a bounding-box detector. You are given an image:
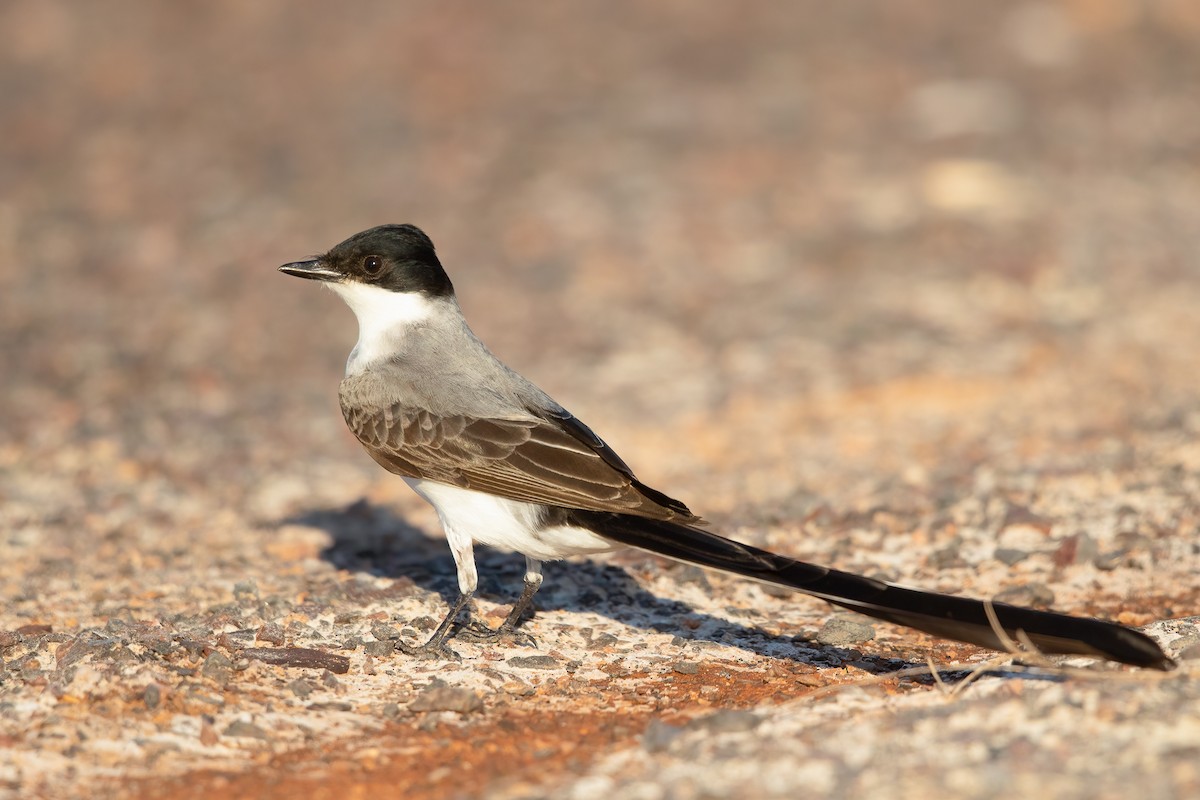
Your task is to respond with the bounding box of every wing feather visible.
[342,400,696,522]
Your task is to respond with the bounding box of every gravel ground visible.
[3,2,1199,798]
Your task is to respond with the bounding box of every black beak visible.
[278,258,342,282]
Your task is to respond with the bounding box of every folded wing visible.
[341,401,698,522]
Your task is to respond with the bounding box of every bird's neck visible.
[329,283,448,376]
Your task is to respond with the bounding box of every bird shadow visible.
[286,499,970,679]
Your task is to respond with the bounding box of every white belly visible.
[404,478,618,561]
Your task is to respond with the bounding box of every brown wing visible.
[341,402,697,522]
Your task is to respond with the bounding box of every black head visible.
[279,224,454,297]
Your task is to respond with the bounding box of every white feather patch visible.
[328,282,435,375]
[405,478,617,562]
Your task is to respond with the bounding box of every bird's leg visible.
[498,569,543,633]
[396,523,479,660]
[458,558,542,647]
[396,590,474,660]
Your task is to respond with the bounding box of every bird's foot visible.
[455,620,538,648]
[395,637,463,661]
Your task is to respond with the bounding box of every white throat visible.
[329,282,436,375]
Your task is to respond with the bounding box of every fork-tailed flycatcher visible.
[279,224,1172,669]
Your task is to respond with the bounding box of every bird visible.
[279,223,1172,669]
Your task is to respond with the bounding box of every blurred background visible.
[3,2,1200,795]
[2,0,1199,606]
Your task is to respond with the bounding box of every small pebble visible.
[256,624,286,646]
[587,633,619,650]
[928,545,966,569]
[201,652,234,684]
[223,720,270,740]
[993,583,1055,607]
[363,640,394,657]
[994,548,1030,566]
[409,679,483,713]
[507,655,559,669]
[815,617,876,646]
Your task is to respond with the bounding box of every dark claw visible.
[456,620,538,648]
[396,638,463,661]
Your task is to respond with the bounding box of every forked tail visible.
[570,511,1173,670]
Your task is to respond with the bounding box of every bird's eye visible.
[363,255,383,274]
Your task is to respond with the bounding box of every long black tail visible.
[569,510,1173,670]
